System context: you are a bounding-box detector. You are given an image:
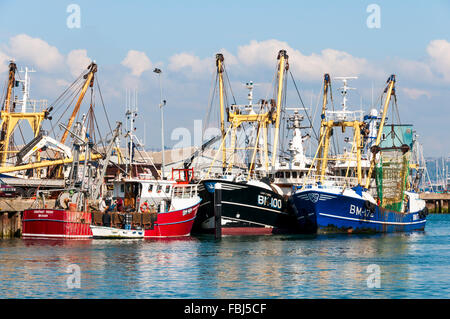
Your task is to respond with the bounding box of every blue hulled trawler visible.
[289,75,428,233]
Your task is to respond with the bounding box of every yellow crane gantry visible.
[311,74,396,188]
[214,50,289,175]
[0,61,49,167]
[0,62,100,176]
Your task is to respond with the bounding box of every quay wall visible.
[0,199,56,238]
[420,193,450,214]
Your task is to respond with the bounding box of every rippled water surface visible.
[1,214,449,298]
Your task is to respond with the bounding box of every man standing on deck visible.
[99,198,107,212]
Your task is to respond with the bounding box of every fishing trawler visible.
[193,50,303,235]
[108,169,200,238]
[98,94,201,238]
[255,108,313,195]
[20,62,122,239]
[289,75,428,233]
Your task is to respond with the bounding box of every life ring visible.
[140,201,150,213]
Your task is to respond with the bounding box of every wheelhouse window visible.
[126,184,132,193]
[173,185,197,199]
[148,184,154,193]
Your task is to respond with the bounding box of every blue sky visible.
[0,0,449,156]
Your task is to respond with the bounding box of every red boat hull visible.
[145,202,200,238]
[22,209,92,239]
[22,201,200,239]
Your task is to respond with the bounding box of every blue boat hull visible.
[289,190,427,234]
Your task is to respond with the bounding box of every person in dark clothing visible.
[102,210,111,227]
[107,200,117,212]
[117,198,124,212]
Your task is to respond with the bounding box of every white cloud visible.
[235,39,381,81]
[393,39,450,84]
[0,50,11,73]
[7,34,64,72]
[394,58,435,83]
[426,39,450,82]
[217,48,239,66]
[121,50,152,77]
[401,87,431,100]
[237,39,283,67]
[168,52,214,76]
[166,40,377,82]
[67,49,91,77]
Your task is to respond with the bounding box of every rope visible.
[288,70,319,142]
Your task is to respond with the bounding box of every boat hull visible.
[290,189,427,233]
[22,209,92,239]
[193,179,300,235]
[90,225,144,239]
[144,201,200,238]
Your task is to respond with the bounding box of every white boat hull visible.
[90,225,144,239]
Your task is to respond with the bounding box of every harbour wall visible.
[420,193,450,214]
[0,199,56,239]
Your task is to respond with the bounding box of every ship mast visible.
[0,61,17,166]
[0,62,49,168]
[125,88,138,177]
[207,50,289,178]
[316,73,332,178]
[215,54,227,172]
[315,76,363,185]
[364,75,396,189]
[271,50,288,167]
[60,62,97,144]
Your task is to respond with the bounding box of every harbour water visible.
[0,214,449,299]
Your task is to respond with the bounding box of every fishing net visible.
[375,149,410,211]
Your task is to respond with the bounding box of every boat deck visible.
[91,211,158,230]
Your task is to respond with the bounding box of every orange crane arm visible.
[60,62,97,144]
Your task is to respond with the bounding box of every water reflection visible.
[0,216,447,298]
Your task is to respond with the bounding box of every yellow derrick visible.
[214,50,288,174]
[0,153,102,174]
[309,74,396,189]
[0,62,48,167]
